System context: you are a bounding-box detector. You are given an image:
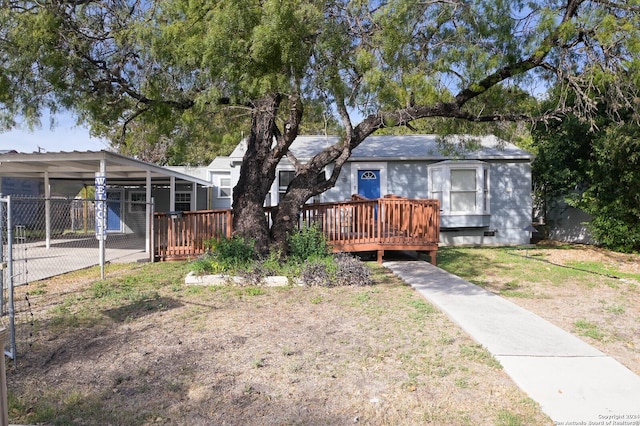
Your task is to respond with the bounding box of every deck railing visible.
[154,196,439,263]
[299,196,440,263]
[154,209,232,260]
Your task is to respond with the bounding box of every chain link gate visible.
[0,194,151,361]
[0,196,18,360]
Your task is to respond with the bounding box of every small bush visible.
[189,256,216,275]
[333,253,373,287]
[188,237,255,276]
[212,236,256,267]
[288,225,328,261]
[588,214,640,253]
[299,253,372,287]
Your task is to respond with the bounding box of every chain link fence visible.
[10,196,151,283]
[1,195,153,360]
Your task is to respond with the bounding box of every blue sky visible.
[0,112,108,153]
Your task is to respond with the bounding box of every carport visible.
[0,150,212,278]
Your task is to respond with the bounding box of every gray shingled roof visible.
[229,134,533,162]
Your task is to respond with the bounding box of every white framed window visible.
[428,161,490,215]
[278,170,295,203]
[218,177,231,198]
[128,191,146,213]
[175,192,191,211]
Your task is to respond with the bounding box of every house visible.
[208,134,535,246]
[168,156,232,210]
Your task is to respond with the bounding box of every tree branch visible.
[454,0,585,106]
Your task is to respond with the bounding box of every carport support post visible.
[0,194,3,315]
[169,176,176,211]
[145,171,151,255]
[0,327,9,425]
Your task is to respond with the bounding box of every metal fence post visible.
[150,198,155,263]
[5,196,15,361]
[0,194,4,317]
[0,327,8,426]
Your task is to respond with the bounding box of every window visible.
[430,168,444,205]
[450,169,477,212]
[428,161,490,215]
[278,170,295,203]
[128,191,146,213]
[175,192,191,211]
[360,171,377,180]
[218,177,231,198]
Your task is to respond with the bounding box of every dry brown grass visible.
[6,261,551,425]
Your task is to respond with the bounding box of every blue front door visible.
[107,191,122,232]
[358,170,381,199]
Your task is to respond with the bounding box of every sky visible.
[0,112,108,154]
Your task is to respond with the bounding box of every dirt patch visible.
[6,262,552,425]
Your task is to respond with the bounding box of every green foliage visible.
[211,236,256,266]
[287,224,329,261]
[571,123,640,253]
[4,0,639,149]
[533,94,640,252]
[189,256,218,276]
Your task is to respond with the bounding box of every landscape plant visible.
[532,97,640,253]
[190,226,372,287]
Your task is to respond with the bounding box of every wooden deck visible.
[153,196,440,264]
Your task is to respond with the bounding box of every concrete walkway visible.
[384,259,640,425]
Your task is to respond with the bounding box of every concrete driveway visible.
[8,233,149,284]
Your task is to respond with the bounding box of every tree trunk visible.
[270,160,343,253]
[232,94,281,256]
[270,184,313,253]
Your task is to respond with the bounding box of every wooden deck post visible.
[427,250,437,266]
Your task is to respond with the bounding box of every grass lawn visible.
[7,258,552,426]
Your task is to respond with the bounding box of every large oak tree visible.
[1,0,639,254]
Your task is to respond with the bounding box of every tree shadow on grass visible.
[102,296,184,322]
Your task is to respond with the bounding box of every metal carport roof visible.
[0,150,212,187]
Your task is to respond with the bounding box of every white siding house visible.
[207,134,535,246]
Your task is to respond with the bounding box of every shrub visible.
[288,224,328,261]
[587,209,640,253]
[188,237,256,276]
[333,253,373,286]
[212,236,256,266]
[299,253,372,287]
[189,256,215,275]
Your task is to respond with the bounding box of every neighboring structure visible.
[207,134,535,246]
[168,156,232,210]
[543,196,594,244]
